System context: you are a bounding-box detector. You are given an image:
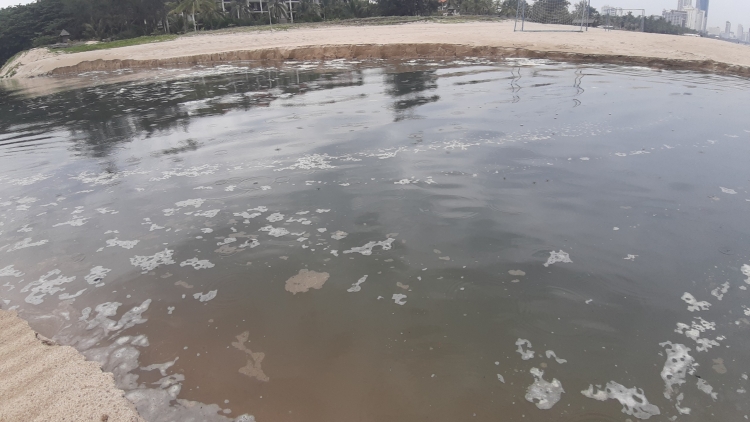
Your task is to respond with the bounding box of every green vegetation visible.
[60,34,178,53]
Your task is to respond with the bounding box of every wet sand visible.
[3,21,750,79]
[0,309,144,422]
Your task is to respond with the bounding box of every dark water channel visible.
[1,59,750,421]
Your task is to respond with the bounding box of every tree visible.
[170,0,218,31]
[378,0,439,16]
[267,0,289,23]
[528,0,570,24]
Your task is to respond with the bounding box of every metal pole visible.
[514,0,520,32]
[586,0,590,31]
[521,1,525,31]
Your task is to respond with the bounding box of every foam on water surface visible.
[544,250,572,267]
[525,367,564,410]
[581,382,661,420]
[130,249,175,273]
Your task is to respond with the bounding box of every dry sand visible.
[0,309,144,422]
[3,21,750,79]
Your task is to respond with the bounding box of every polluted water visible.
[1,58,750,421]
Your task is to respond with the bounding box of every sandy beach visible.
[0,309,144,422]
[3,21,750,79]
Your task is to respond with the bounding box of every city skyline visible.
[589,0,747,29]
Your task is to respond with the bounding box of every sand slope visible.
[4,21,750,78]
[0,309,144,422]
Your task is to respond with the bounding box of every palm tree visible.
[169,0,219,32]
[228,0,250,19]
[267,0,289,24]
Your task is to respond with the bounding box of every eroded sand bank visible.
[4,21,750,79]
[0,309,144,422]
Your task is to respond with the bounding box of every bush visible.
[32,35,58,47]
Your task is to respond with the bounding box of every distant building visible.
[695,0,709,31]
[663,9,688,27]
[682,6,706,32]
[707,26,721,36]
[677,0,692,11]
[725,21,731,35]
[737,24,745,41]
[59,29,70,44]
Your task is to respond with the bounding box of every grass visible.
[58,34,179,53]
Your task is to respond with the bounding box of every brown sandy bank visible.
[0,309,144,422]
[3,21,750,79]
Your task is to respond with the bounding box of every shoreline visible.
[0,309,144,421]
[3,21,750,79]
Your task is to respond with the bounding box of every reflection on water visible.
[1,58,750,422]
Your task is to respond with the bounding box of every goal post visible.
[514,0,592,32]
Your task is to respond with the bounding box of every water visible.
[1,58,750,421]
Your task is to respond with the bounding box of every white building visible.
[707,26,721,36]
[663,9,688,27]
[738,24,745,41]
[677,0,692,11]
[682,6,706,32]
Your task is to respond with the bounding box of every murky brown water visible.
[1,59,750,421]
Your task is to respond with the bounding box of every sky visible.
[0,0,748,30]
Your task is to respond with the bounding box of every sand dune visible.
[3,21,750,79]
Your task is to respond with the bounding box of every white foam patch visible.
[20,270,76,305]
[525,367,564,410]
[343,238,395,256]
[545,350,567,364]
[180,258,215,270]
[674,317,723,352]
[681,292,711,312]
[544,250,572,267]
[81,299,151,334]
[10,173,51,186]
[581,381,661,419]
[330,231,348,240]
[106,238,140,250]
[217,238,237,246]
[234,211,261,219]
[141,358,179,376]
[696,378,718,400]
[711,282,730,300]
[316,209,330,213]
[225,185,236,192]
[53,217,89,227]
[149,164,218,181]
[742,264,750,284]
[59,288,86,300]
[194,290,217,302]
[392,293,407,305]
[720,187,737,194]
[194,186,213,190]
[259,226,289,237]
[85,266,111,285]
[175,198,205,208]
[96,208,119,215]
[239,239,260,249]
[275,154,335,171]
[6,238,48,252]
[130,249,175,273]
[624,254,638,261]
[266,213,285,222]
[660,342,697,399]
[194,209,220,218]
[0,265,24,277]
[516,338,534,360]
[347,275,368,292]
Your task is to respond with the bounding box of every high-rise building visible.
[726,21,731,35]
[683,6,706,31]
[738,24,745,40]
[677,0,692,11]
[695,0,709,31]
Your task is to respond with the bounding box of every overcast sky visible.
[0,0,748,30]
